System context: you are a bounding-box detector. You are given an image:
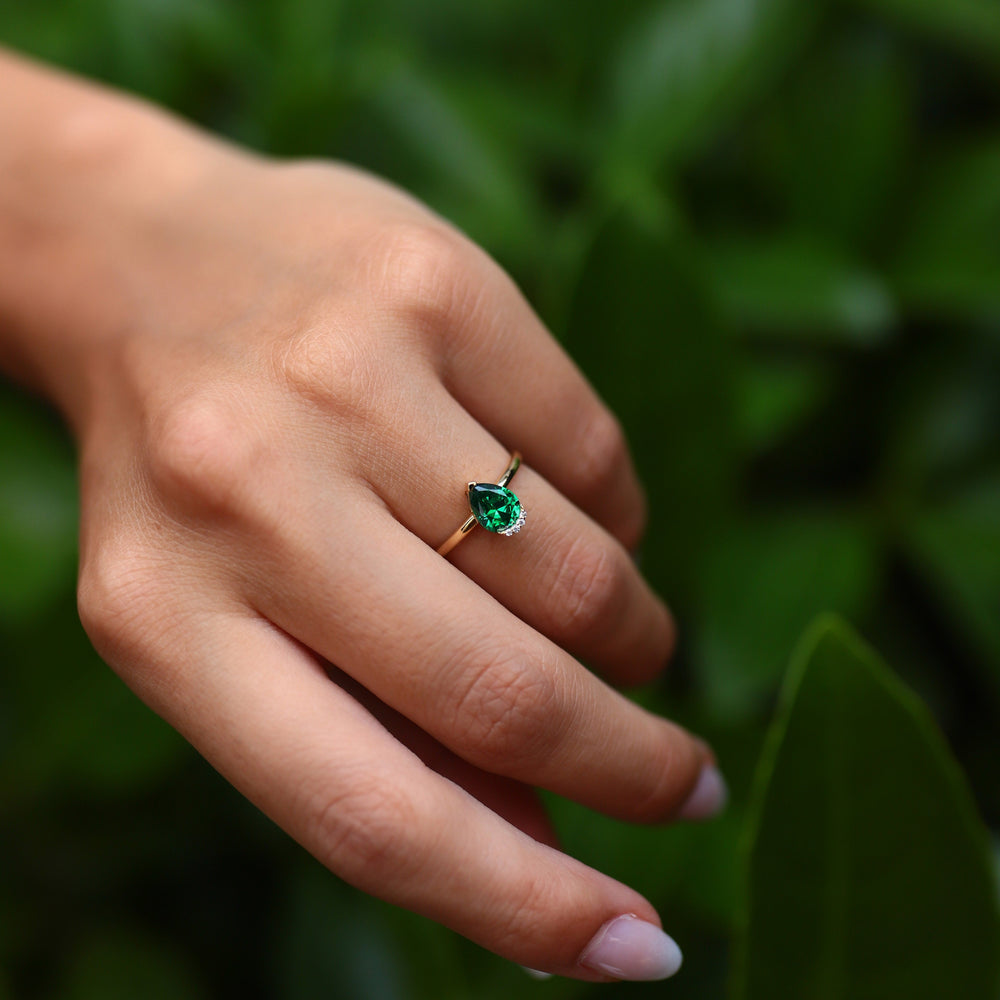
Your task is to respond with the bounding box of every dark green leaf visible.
[881,340,1000,490]
[696,512,881,718]
[733,616,1000,999]
[904,478,1000,700]
[1,598,188,801]
[706,234,896,344]
[363,63,541,255]
[738,358,834,453]
[893,140,1000,317]
[564,214,739,604]
[851,0,1000,63]
[752,30,912,249]
[275,866,469,1000]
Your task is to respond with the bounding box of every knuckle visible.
[488,872,558,956]
[574,410,629,500]
[546,536,628,641]
[77,541,160,663]
[447,649,562,768]
[371,223,471,329]
[631,729,704,823]
[272,325,380,417]
[305,776,424,886]
[147,396,254,515]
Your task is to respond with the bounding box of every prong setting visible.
[501,505,526,536]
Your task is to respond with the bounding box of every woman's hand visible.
[1,52,725,981]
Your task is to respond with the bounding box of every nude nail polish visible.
[520,966,552,980]
[677,763,728,821]
[578,914,683,981]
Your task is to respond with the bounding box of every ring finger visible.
[353,371,675,687]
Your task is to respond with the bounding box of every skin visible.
[0,48,715,979]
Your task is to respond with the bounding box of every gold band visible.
[437,451,522,557]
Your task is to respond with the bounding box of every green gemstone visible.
[468,483,523,534]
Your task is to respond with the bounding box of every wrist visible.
[0,50,246,433]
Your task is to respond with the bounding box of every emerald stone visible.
[468,483,525,535]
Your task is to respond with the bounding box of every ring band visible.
[437,451,525,557]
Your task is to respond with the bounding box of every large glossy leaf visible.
[733,617,1000,999]
[602,0,825,175]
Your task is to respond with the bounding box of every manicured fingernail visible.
[678,763,728,821]
[520,967,552,980]
[578,914,683,981]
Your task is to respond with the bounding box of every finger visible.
[432,251,647,549]
[325,662,559,847]
[342,374,674,685]
[252,498,710,825]
[114,608,677,979]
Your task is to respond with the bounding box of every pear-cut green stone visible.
[468,483,522,533]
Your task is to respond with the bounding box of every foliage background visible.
[1,0,998,997]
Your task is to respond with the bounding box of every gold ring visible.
[436,451,526,557]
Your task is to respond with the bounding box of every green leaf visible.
[697,512,881,719]
[733,616,1000,1000]
[706,234,896,344]
[602,0,826,176]
[275,865,469,1000]
[851,0,1000,63]
[0,599,188,801]
[752,30,912,249]
[361,61,541,256]
[563,214,739,604]
[904,479,1000,700]
[893,140,1000,317]
[880,339,999,489]
[738,358,834,453]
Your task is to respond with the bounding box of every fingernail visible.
[677,763,728,821]
[520,967,552,980]
[578,914,683,981]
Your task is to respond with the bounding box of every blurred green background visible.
[1,0,999,997]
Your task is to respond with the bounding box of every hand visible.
[11,83,725,980]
